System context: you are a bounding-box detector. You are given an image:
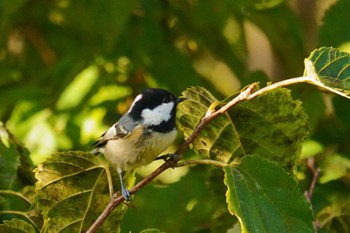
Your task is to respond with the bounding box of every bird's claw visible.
[121,187,132,202]
[156,153,179,162]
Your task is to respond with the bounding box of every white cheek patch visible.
[142,102,174,126]
[127,94,143,113]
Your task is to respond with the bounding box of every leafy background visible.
[1,0,350,232]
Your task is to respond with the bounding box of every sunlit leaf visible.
[177,87,309,171]
[251,0,285,10]
[304,47,350,99]
[177,87,243,164]
[34,151,131,233]
[224,155,315,233]
[140,229,165,233]
[56,66,99,110]
[319,153,350,183]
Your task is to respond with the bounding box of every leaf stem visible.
[176,159,234,168]
[247,76,312,100]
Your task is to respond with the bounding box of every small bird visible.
[92,88,185,200]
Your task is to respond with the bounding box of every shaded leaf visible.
[0,126,21,191]
[63,0,135,52]
[0,122,35,190]
[0,190,33,223]
[34,151,131,233]
[318,0,350,47]
[170,0,247,78]
[313,181,350,233]
[224,155,315,233]
[0,219,37,233]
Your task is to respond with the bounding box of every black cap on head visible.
[128,88,178,121]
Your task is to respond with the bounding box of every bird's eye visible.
[162,96,171,103]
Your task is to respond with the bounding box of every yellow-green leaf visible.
[0,219,37,233]
[304,47,350,99]
[177,87,243,164]
[34,151,132,233]
[177,87,309,171]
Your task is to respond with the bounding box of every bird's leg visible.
[117,167,131,201]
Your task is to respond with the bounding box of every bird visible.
[91,88,185,200]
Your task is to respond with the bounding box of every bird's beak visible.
[176,97,186,104]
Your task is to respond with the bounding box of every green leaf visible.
[229,87,309,171]
[34,151,132,233]
[304,47,350,98]
[224,155,315,233]
[0,126,20,190]
[56,66,99,110]
[318,0,350,48]
[177,87,309,171]
[0,190,33,223]
[177,87,243,164]
[0,219,37,233]
[0,122,35,190]
[313,181,350,233]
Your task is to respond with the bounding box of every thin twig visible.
[304,157,320,202]
[304,157,321,231]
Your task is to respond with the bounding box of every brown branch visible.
[86,83,258,233]
[304,157,320,202]
[304,157,321,231]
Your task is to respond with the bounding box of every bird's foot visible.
[121,187,132,202]
[156,153,180,162]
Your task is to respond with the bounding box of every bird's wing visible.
[92,114,137,149]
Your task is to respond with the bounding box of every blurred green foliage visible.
[1,0,350,232]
